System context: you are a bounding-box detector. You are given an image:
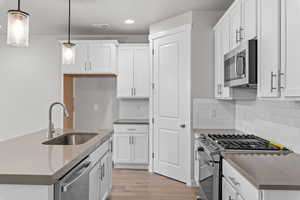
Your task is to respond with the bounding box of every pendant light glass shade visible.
[62,42,76,64]
[62,0,75,65]
[7,1,30,48]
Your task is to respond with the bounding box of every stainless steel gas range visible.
[195,131,290,200]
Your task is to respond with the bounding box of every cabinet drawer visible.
[223,160,259,200]
[114,124,148,133]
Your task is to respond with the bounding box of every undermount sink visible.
[42,133,98,145]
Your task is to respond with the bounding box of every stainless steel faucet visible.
[48,102,70,139]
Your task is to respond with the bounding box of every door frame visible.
[148,24,192,186]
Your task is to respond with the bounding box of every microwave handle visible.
[62,161,92,192]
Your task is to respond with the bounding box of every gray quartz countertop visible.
[0,129,112,185]
[114,119,149,125]
[223,153,300,190]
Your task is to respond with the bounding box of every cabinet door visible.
[131,134,149,164]
[230,0,242,49]
[133,47,150,98]
[282,0,300,97]
[100,153,109,200]
[242,0,257,40]
[113,134,131,163]
[214,26,223,98]
[62,43,88,74]
[222,177,237,200]
[258,0,281,98]
[220,16,232,99]
[89,44,114,74]
[89,162,100,200]
[117,48,134,98]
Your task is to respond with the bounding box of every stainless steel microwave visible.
[224,39,257,88]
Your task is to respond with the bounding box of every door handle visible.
[180,124,186,128]
[89,61,92,71]
[239,26,244,41]
[271,72,277,92]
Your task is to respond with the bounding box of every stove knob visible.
[198,147,205,152]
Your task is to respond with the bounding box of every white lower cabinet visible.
[113,124,149,169]
[89,139,112,200]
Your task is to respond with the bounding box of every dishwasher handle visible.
[62,161,92,192]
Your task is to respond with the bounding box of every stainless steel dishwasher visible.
[54,156,94,200]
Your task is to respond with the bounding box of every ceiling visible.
[0,0,233,35]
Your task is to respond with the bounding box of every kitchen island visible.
[0,129,113,200]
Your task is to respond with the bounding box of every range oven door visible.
[197,147,220,200]
[55,157,93,200]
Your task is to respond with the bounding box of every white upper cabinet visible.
[242,0,257,40]
[62,40,118,75]
[230,0,242,50]
[281,0,300,98]
[117,47,134,98]
[214,16,232,99]
[257,0,281,98]
[133,47,150,98]
[117,44,150,99]
[89,43,118,74]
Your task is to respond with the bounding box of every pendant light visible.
[62,0,76,65]
[7,0,30,47]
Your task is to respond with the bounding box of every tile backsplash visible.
[193,98,300,153]
[118,99,149,119]
[236,100,300,153]
[193,98,235,129]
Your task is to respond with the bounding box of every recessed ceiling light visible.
[125,19,135,24]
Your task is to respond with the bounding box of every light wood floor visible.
[108,169,198,200]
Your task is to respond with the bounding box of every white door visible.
[62,43,88,74]
[153,30,190,182]
[258,0,281,98]
[133,47,150,98]
[242,0,257,40]
[282,0,300,97]
[230,0,242,49]
[117,47,134,98]
[131,134,149,164]
[222,177,237,200]
[113,134,131,163]
[89,44,112,73]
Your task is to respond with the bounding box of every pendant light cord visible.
[18,0,20,11]
[68,0,71,44]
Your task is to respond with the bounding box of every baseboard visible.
[114,163,149,170]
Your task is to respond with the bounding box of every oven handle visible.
[62,161,92,192]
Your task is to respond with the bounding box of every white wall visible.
[235,100,300,153]
[0,35,62,141]
[0,34,148,141]
[74,77,117,130]
[191,11,223,98]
